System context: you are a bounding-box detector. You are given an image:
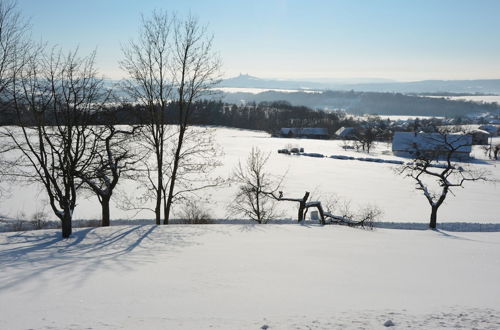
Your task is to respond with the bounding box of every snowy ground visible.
[425,95,500,104]
[1,127,499,223]
[1,224,500,329]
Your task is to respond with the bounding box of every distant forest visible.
[2,100,456,142]
[4,91,498,130]
[0,100,359,134]
[220,90,500,117]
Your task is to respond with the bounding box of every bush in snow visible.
[229,147,284,224]
[179,201,213,224]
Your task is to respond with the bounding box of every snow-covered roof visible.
[479,124,500,133]
[280,128,329,136]
[334,127,355,137]
[471,129,490,135]
[392,132,472,153]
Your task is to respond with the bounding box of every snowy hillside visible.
[1,224,500,329]
[1,127,498,224]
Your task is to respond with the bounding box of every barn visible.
[279,128,329,139]
[469,129,490,145]
[392,132,472,160]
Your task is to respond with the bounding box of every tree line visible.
[1,99,359,136]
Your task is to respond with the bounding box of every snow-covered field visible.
[426,95,500,104]
[377,115,445,121]
[1,224,500,329]
[215,87,320,94]
[1,127,499,223]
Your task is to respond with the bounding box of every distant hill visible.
[219,90,500,117]
[219,74,327,90]
[219,74,500,95]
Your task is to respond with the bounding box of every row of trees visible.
[1,100,358,136]
[0,1,220,237]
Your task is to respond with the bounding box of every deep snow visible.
[1,224,500,329]
[1,127,499,223]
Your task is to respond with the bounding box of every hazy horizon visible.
[17,0,500,81]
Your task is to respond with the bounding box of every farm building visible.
[469,129,490,145]
[334,127,356,139]
[279,128,329,139]
[478,124,500,137]
[392,132,472,160]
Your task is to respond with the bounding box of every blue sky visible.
[17,0,500,81]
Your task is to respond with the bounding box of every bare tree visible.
[0,0,29,99]
[396,133,488,229]
[229,147,283,224]
[6,47,109,238]
[76,125,140,226]
[121,11,221,225]
[163,15,221,224]
[0,0,29,202]
[162,126,223,217]
[120,11,173,225]
[352,126,381,154]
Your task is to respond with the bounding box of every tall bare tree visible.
[163,15,221,224]
[120,11,173,225]
[6,47,109,237]
[121,11,221,225]
[396,133,488,229]
[0,0,28,203]
[162,126,222,219]
[0,0,29,99]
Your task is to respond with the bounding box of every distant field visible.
[215,87,320,94]
[426,95,500,104]
[1,127,499,223]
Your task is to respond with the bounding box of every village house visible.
[469,129,490,145]
[279,128,329,139]
[478,124,500,137]
[392,131,472,160]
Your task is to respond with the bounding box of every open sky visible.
[17,0,500,82]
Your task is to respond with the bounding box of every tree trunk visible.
[429,206,438,229]
[101,197,110,227]
[317,204,325,225]
[155,147,163,225]
[164,127,186,225]
[298,192,310,223]
[155,181,162,225]
[61,209,72,238]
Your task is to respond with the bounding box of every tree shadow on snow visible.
[432,229,477,242]
[0,224,204,291]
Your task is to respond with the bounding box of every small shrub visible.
[179,201,213,224]
[30,211,48,230]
